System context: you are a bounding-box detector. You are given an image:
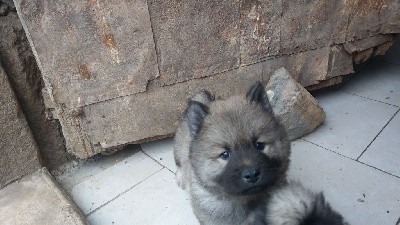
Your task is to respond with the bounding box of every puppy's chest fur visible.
[190,180,259,225]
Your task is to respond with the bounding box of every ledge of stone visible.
[0,168,88,225]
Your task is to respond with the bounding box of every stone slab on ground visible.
[266,67,325,141]
[0,168,88,225]
[0,63,41,188]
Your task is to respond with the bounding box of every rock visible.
[0,168,88,225]
[266,67,325,141]
[0,63,41,188]
[0,12,69,170]
[14,0,159,108]
[343,34,395,53]
[148,0,240,86]
[353,48,374,64]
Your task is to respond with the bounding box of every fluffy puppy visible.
[174,82,290,225]
[174,82,347,225]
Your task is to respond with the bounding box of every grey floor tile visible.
[303,91,397,159]
[141,138,177,172]
[341,61,400,106]
[70,151,162,214]
[359,111,400,177]
[288,140,400,225]
[87,168,199,225]
[54,145,142,193]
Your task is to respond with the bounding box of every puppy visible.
[174,82,290,225]
[174,82,347,225]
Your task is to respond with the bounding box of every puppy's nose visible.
[242,167,260,183]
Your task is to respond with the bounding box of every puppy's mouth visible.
[241,185,268,195]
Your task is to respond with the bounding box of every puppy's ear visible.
[186,100,209,136]
[246,81,272,111]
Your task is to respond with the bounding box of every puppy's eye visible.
[219,151,230,160]
[255,142,266,150]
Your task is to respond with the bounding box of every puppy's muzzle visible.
[242,167,261,183]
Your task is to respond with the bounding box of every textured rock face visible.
[0,64,41,188]
[11,0,400,158]
[0,9,68,169]
[266,68,326,141]
[15,0,159,109]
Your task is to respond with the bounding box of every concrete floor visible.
[54,41,400,225]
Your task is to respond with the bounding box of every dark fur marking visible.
[246,82,272,111]
[301,193,347,225]
[216,147,282,196]
[186,100,209,136]
[200,89,215,101]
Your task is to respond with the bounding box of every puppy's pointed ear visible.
[246,81,272,111]
[186,100,209,136]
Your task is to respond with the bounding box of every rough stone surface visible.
[148,0,240,86]
[0,64,41,188]
[353,48,375,64]
[239,0,281,64]
[261,47,330,87]
[343,34,396,53]
[0,168,88,225]
[346,0,386,41]
[0,10,69,169]
[14,0,159,108]
[306,76,344,92]
[327,45,354,79]
[0,0,14,16]
[380,0,400,34]
[60,63,262,158]
[280,0,349,55]
[266,67,326,141]
[12,0,400,158]
[373,39,397,56]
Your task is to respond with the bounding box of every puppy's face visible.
[187,82,290,196]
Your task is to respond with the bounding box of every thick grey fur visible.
[173,82,347,225]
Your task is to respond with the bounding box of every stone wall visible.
[8,0,400,158]
[0,1,70,169]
